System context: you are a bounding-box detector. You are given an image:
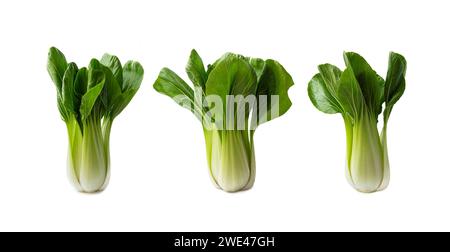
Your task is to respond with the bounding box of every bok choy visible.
[308,52,406,193]
[47,47,144,193]
[154,50,294,192]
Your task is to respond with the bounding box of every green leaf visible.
[318,64,342,97]
[206,54,257,102]
[247,58,266,82]
[74,68,88,100]
[206,64,215,76]
[309,64,344,114]
[186,49,207,91]
[108,89,137,119]
[47,47,68,93]
[100,54,123,86]
[154,68,200,117]
[206,53,233,76]
[337,68,364,121]
[308,74,342,114]
[88,59,103,89]
[56,98,69,122]
[101,66,122,115]
[73,67,88,127]
[123,61,144,92]
[344,52,385,116]
[205,54,257,129]
[384,52,407,121]
[62,63,79,114]
[80,70,105,121]
[255,59,294,126]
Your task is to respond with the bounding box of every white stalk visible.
[78,116,108,193]
[347,109,385,193]
[205,129,254,192]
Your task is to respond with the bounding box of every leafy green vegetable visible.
[47,47,144,193]
[154,50,294,192]
[308,52,407,193]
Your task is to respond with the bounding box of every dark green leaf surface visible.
[108,89,137,119]
[256,59,294,125]
[186,49,207,91]
[100,54,123,86]
[318,64,342,96]
[62,63,79,114]
[344,52,385,116]
[247,58,266,82]
[100,66,122,115]
[80,70,105,121]
[384,52,407,121]
[88,59,103,89]
[47,47,68,93]
[74,68,88,100]
[205,54,257,128]
[337,68,363,120]
[123,61,144,92]
[308,74,342,114]
[205,54,257,103]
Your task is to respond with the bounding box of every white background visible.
[0,0,448,232]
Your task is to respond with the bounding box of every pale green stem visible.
[344,116,354,185]
[348,109,384,193]
[204,129,253,192]
[243,130,256,191]
[79,115,107,193]
[378,124,390,191]
[100,118,113,192]
[66,116,83,191]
